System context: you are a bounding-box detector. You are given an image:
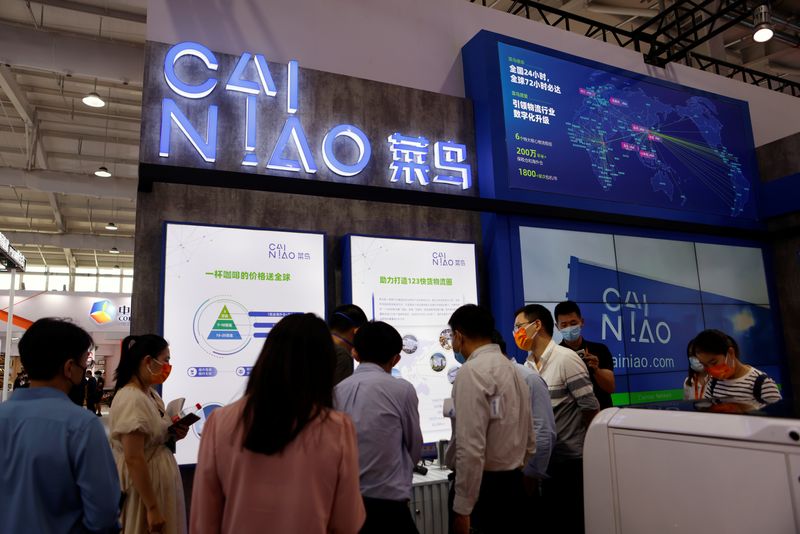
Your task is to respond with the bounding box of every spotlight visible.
[94,166,112,178]
[753,4,774,43]
[109,247,120,254]
[82,91,106,108]
[105,222,118,231]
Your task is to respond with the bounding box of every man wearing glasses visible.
[512,304,598,534]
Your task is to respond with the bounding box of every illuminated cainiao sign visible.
[154,41,473,190]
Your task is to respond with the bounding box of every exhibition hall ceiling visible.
[0,0,797,271]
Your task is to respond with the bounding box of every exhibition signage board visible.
[342,235,478,443]
[512,222,781,404]
[140,41,477,197]
[161,222,326,464]
[463,31,761,228]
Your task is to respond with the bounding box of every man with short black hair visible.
[334,321,423,534]
[554,300,615,410]
[0,318,121,534]
[329,304,369,384]
[446,304,534,534]
[513,304,598,534]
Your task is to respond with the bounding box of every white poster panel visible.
[347,235,478,443]
[162,223,326,464]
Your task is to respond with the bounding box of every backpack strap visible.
[753,373,768,404]
[708,377,718,398]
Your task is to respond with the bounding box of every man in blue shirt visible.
[0,318,121,534]
[334,321,423,534]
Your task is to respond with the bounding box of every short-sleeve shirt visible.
[560,338,615,409]
[703,366,782,404]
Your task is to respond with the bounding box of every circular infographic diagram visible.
[193,297,253,357]
[402,334,419,354]
[430,353,447,372]
[192,402,224,438]
[439,328,453,351]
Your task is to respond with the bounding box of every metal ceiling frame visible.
[475,0,800,97]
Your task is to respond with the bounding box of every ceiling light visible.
[105,222,118,231]
[109,247,120,254]
[82,91,106,108]
[94,166,112,178]
[753,4,774,43]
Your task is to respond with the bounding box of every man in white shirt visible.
[513,304,599,534]
[446,304,534,534]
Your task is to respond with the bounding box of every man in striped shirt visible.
[513,304,599,534]
[692,329,782,405]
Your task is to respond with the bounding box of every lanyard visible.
[694,379,706,399]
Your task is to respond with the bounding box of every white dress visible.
[109,385,187,534]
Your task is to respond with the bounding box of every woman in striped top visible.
[692,329,782,405]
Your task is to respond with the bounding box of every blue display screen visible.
[498,42,758,219]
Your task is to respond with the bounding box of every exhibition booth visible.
[129,0,800,530]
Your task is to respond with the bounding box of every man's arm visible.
[523,376,556,480]
[452,365,490,517]
[564,353,600,427]
[72,417,121,533]
[402,384,423,464]
[585,344,615,394]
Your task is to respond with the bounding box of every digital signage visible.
[161,222,325,464]
[343,235,478,443]
[517,225,780,404]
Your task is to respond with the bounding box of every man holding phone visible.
[554,301,615,410]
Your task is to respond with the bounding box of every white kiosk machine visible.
[584,402,800,533]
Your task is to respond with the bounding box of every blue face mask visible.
[454,351,466,364]
[688,357,705,373]
[560,325,582,343]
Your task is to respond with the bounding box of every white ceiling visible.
[0,0,797,271]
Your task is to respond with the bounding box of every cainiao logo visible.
[90,300,116,325]
[267,241,312,261]
[192,296,252,357]
[432,251,468,267]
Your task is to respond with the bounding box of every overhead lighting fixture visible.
[109,247,120,254]
[105,222,118,231]
[94,166,112,178]
[753,3,774,43]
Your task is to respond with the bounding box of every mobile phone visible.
[575,348,586,359]
[170,412,200,428]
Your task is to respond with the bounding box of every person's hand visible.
[453,513,470,534]
[523,475,540,497]
[146,506,166,533]
[171,423,189,441]
[584,351,600,370]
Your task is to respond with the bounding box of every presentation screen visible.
[498,41,757,219]
[162,222,326,464]
[517,224,781,404]
[344,235,478,443]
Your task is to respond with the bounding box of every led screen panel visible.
[162,223,326,464]
[518,226,779,404]
[344,235,478,443]
[499,41,757,219]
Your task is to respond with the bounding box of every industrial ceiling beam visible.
[4,230,134,253]
[27,0,147,24]
[0,168,137,201]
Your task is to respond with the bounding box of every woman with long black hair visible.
[109,335,187,534]
[190,313,365,534]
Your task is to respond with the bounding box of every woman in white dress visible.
[109,335,188,534]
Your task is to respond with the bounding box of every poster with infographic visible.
[499,41,757,219]
[162,223,325,464]
[344,235,478,443]
[518,225,780,405]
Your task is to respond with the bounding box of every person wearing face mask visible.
[683,339,709,400]
[692,329,781,405]
[334,321,423,534]
[445,304,534,534]
[110,335,188,534]
[329,304,369,385]
[554,301,615,410]
[513,304,598,534]
[0,318,121,534]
